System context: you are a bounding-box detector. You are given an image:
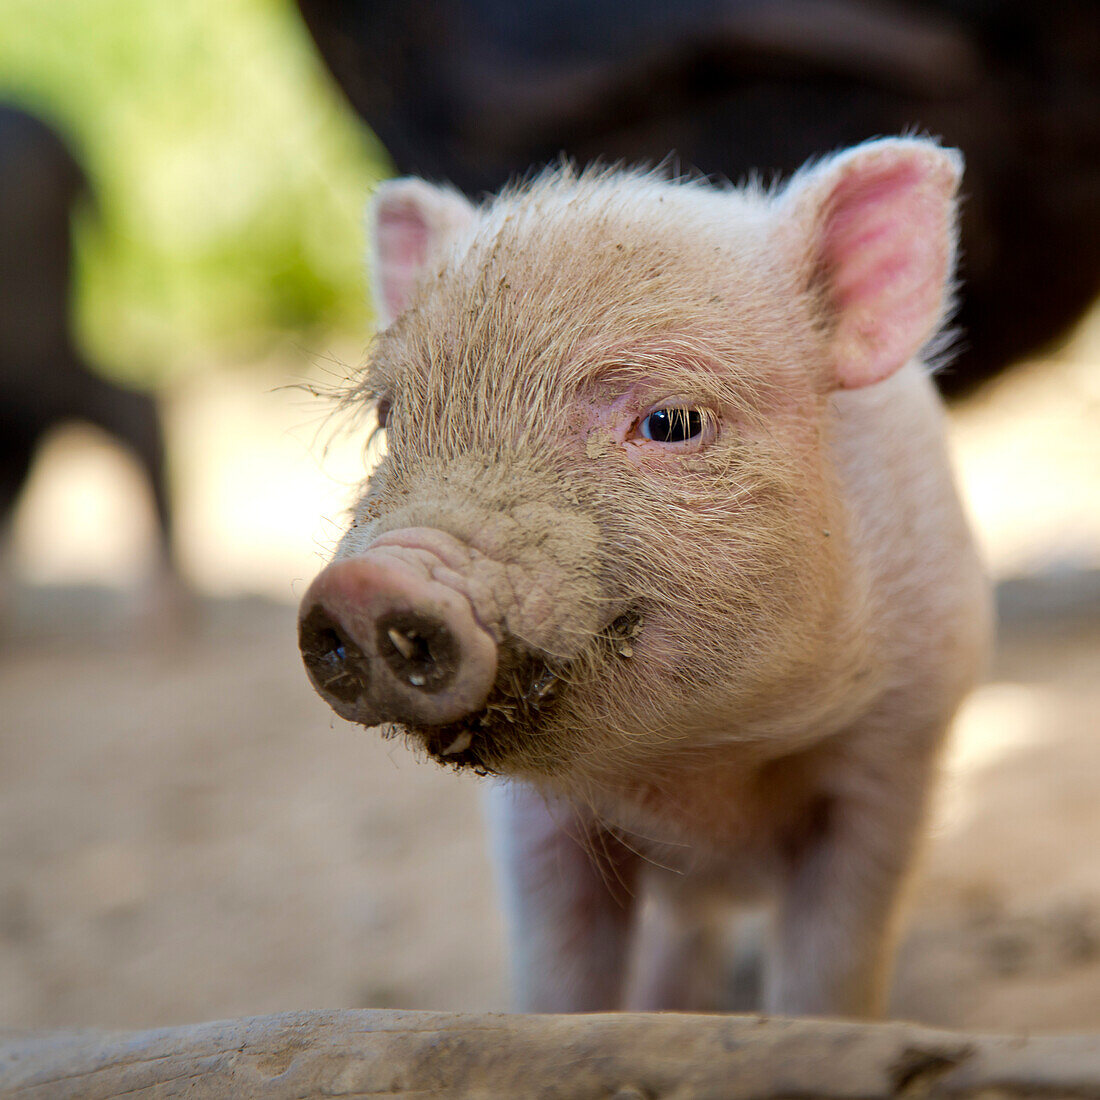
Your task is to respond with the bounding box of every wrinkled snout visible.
[298,549,498,728]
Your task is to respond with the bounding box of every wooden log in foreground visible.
[2,1010,1099,1099]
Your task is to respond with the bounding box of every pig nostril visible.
[376,611,459,693]
[299,605,371,705]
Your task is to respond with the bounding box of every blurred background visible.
[0,0,1097,1033]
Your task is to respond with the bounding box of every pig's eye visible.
[639,407,704,443]
[374,397,392,429]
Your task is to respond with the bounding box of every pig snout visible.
[298,545,499,729]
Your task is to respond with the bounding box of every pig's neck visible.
[586,734,836,859]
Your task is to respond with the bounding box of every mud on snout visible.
[387,607,643,772]
[300,594,642,774]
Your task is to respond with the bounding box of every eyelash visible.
[638,407,706,443]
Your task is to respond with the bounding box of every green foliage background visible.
[0,0,390,384]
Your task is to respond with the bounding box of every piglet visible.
[299,137,991,1018]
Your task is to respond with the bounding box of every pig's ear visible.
[369,178,476,326]
[778,138,962,389]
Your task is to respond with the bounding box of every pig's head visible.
[299,138,962,789]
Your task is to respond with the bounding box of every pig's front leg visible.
[764,731,940,1018]
[626,867,744,1012]
[483,780,640,1012]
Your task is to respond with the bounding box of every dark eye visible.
[639,407,704,443]
[375,397,392,429]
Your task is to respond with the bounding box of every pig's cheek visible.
[626,610,683,669]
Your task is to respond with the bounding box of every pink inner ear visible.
[823,158,953,389]
[376,200,432,321]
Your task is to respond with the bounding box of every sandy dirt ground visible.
[1,340,1098,1034]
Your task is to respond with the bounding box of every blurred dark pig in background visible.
[0,105,175,619]
[296,0,1100,398]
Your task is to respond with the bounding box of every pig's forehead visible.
[468,169,775,276]
[363,169,816,409]
[405,175,781,340]
[480,167,770,238]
